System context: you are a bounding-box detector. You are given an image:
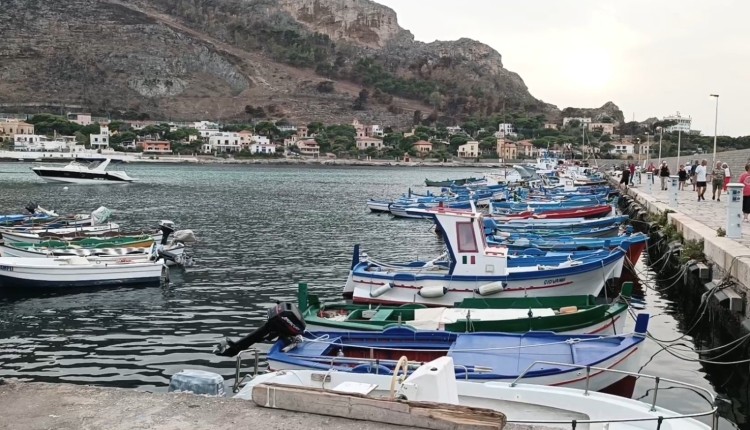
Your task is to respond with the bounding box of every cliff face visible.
[277,0,407,48]
[0,0,592,125]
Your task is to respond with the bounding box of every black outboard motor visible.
[25,202,39,214]
[214,302,306,357]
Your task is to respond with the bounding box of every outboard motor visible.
[25,202,39,214]
[158,220,176,244]
[213,302,305,357]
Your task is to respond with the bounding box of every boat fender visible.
[370,283,392,298]
[475,282,506,296]
[559,306,578,314]
[418,286,447,298]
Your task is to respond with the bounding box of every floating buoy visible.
[418,285,447,298]
[63,186,69,190]
[475,281,505,296]
[369,282,392,298]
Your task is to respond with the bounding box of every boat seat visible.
[369,310,393,321]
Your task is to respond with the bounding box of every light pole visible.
[645,132,650,168]
[657,127,663,166]
[710,94,719,165]
[676,129,681,169]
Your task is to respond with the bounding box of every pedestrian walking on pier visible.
[723,163,732,191]
[659,161,670,190]
[711,161,725,201]
[740,163,750,222]
[695,159,708,201]
[629,163,636,185]
[690,160,699,191]
[619,166,631,191]
[678,165,687,190]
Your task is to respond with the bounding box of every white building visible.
[204,132,242,153]
[609,142,635,155]
[494,123,517,138]
[194,121,221,139]
[14,135,68,152]
[368,125,384,138]
[89,125,110,149]
[249,142,276,154]
[663,113,691,134]
[277,125,297,133]
[356,137,385,151]
[562,117,592,127]
[446,126,463,135]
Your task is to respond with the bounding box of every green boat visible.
[424,176,484,187]
[298,283,632,335]
[4,234,155,250]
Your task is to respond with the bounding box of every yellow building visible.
[458,141,479,158]
[0,120,34,143]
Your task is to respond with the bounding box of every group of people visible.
[619,159,736,202]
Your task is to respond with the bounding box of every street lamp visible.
[657,127,663,166]
[710,94,719,165]
[645,132,650,168]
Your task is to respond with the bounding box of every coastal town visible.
[0,110,717,164]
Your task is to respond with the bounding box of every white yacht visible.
[31,159,136,184]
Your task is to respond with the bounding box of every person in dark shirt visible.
[659,161,670,190]
[678,165,688,190]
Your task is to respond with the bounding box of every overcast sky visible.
[377,0,748,137]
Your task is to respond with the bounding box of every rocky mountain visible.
[0,0,618,126]
[561,102,625,124]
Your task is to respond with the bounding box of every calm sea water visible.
[0,161,745,429]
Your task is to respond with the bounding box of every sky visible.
[377,0,749,136]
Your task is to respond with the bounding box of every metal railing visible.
[232,348,259,393]
[508,360,719,429]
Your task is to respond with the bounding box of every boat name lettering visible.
[0,265,13,272]
[543,278,565,285]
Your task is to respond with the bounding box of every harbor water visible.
[0,161,746,429]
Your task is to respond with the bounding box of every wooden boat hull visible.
[0,224,121,245]
[266,322,648,397]
[0,256,166,289]
[345,251,625,306]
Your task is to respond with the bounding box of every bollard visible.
[726,183,744,239]
[646,172,653,193]
[669,175,679,208]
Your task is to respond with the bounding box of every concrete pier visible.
[621,178,750,323]
[0,380,543,430]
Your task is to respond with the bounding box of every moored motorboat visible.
[234,356,713,430]
[31,159,136,184]
[0,223,121,245]
[259,316,649,397]
[0,253,167,289]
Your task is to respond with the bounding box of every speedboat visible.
[31,159,135,184]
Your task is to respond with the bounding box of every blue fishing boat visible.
[487,215,629,232]
[265,314,649,397]
[497,233,648,264]
[343,208,626,306]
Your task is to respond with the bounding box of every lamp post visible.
[645,132,650,168]
[657,127,663,166]
[710,94,719,165]
[676,129,681,169]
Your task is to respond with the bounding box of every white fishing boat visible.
[342,207,625,306]
[231,357,714,430]
[0,223,121,245]
[0,253,167,289]
[31,159,136,184]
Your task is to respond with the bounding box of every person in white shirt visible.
[695,159,708,201]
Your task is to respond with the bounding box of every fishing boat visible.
[343,208,626,306]
[487,214,629,232]
[31,158,136,184]
[0,223,121,245]
[262,315,647,397]
[1,234,156,252]
[235,356,713,430]
[425,176,483,187]
[492,204,614,220]
[494,232,649,264]
[0,252,167,289]
[299,282,631,334]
